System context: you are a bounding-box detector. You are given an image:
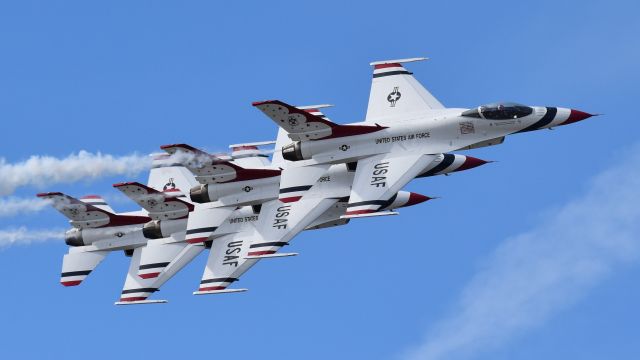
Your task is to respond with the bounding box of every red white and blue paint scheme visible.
[253,57,595,218]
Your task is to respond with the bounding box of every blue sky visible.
[1,1,639,359]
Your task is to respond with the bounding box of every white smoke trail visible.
[0,226,65,248]
[0,146,276,197]
[0,150,153,196]
[403,145,640,360]
[0,197,51,217]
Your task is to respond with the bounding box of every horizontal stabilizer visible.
[252,99,384,141]
[340,211,399,219]
[193,288,248,295]
[37,192,149,229]
[114,299,168,305]
[369,57,428,66]
[244,252,298,260]
[162,143,279,184]
[228,140,276,149]
[60,250,109,286]
[113,181,193,220]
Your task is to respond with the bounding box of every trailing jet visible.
[252,57,595,218]
[36,155,199,304]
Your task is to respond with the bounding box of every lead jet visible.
[252,57,595,218]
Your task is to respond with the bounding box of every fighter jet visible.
[36,154,201,304]
[38,147,276,304]
[252,57,595,218]
[160,108,490,295]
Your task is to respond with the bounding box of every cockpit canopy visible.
[461,102,533,120]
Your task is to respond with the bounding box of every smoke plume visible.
[0,150,152,196]
[0,226,65,248]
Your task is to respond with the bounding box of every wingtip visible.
[369,57,429,66]
[252,100,277,106]
[36,191,63,198]
[113,181,139,188]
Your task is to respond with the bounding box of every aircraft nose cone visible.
[563,109,594,125]
[458,156,490,171]
[406,193,432,206]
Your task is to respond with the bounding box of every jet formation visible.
[38,58,595,304]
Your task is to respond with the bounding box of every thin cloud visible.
[403,145,640,360]
[0,197,52,217]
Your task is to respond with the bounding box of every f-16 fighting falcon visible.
[253,57,595,219]
[156,106,489,296]
[38,147,281,304]
[36,57,594,304]
[37,156,199,304]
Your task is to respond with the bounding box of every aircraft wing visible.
[252,100,383,141]
[194,199,338,294]
[184,204,236,244]
[113,182,193,220]
[194,233,254,294]
[116,241,204,305]
[343,153,437,217]
[137,236,198,279]
[161,143,280,184]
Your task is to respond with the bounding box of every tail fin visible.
[227,140,275,168]
[365,57,443,123]
[148,153,199,194]
[77,195,114,213]
[229,145,271,168]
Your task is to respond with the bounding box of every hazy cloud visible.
[404,145,640,360]
[0,197,52,217]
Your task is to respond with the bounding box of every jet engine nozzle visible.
[190,184,211,204]
[142,221,164,239]
[142,219,186,239]
[282,142,305,162]
[65,228,84,247]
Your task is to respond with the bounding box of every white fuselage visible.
[293,107,571,165]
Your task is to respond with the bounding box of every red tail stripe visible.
[139,272,160,279]
[119,297,148,302]
[374,63,403,70]
[198,286,226,292]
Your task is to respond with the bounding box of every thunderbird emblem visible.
[387,87,401,107]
